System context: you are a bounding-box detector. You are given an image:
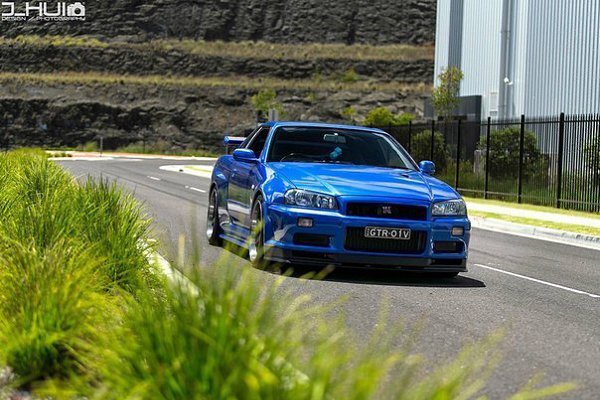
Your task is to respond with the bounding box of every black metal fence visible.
[377,113,600,213]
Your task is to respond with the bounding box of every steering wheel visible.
[280,153,315,162]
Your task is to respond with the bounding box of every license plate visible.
[364,226,411,240]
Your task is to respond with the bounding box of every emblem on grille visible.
[380,206,393,215]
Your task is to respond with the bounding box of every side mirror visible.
[233,148,258,163]
[419,160,436,175]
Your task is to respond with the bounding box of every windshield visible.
[267,127,417,170]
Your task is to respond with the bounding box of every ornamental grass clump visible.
[0,150,155,390]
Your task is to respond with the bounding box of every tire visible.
[433,272,459,279]
[248,196,268,268]
[206,187,222,246]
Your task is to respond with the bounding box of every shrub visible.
[479,127,540,179]
[341,106,357,123]
[78,141,98,152]
[583,135,600,184]
[337,68,359,83]
[251,89,284,116]
[411,130,449,171]
[363,107,415,127]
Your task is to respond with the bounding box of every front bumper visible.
[265,202,471,272]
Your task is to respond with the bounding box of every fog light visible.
[297,218,313,228]
[452,227,464,236]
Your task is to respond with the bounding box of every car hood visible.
[270,163,457,202]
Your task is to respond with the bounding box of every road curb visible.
[470,216,600,251]
[146,248,198,294]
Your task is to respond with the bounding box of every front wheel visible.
[248,196,267,268]
[206,188,222,246]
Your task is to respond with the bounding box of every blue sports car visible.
[207,122,470,277]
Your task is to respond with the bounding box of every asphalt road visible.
[59,158,600,399]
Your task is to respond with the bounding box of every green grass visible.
[0,150,576,398]
[469,210,600,237]
[3,35,434,62]
[114,141,220,158]
[0,71,429,93]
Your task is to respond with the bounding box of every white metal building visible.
[435,0,600,119]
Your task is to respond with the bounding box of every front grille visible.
[344,228,426,254]
[346,203,427,221]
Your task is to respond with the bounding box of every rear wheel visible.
[206,188,222,246]
[248,196,267,268]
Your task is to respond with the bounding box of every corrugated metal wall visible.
[523,0,600,117]
[459,0,503,117]
[434,0,451,81]
[436,0,600,118]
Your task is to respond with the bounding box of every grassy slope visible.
[1,35,434,62]
[0,71,429,92]
[470,210,600,237]
[466,196,600,236]
[465,196,600,220]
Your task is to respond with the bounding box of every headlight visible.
[284,189,337,210]
[432,199,467,216]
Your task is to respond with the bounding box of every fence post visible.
[430,119,435,161]
[455,119,461,189]
[517,114,525,204]
[407,120,412,153]
[484,117,491,199]
[556,113,565,208]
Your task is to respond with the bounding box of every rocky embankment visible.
[0,81,428,151]
[2,0,435,45]
[0,43,433,83]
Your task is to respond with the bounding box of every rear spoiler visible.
[223,136,245,147]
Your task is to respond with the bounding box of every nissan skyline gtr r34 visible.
[207,122,470,277]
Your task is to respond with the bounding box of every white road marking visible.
[159,165,213,178]
[185,185,207,193]
[147,176,161,181]
[474,263,600,299]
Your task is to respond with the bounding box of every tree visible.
[431,66,464,120]
[363,107,415,127]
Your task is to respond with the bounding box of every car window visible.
[267,127,416,170]
[246,127,270,156]
[240,127,260,148]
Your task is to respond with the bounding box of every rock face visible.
[0,82,429,151]
[1,0,436,45]
[0,44,433,83]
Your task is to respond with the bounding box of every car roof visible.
[259,121,388,134]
